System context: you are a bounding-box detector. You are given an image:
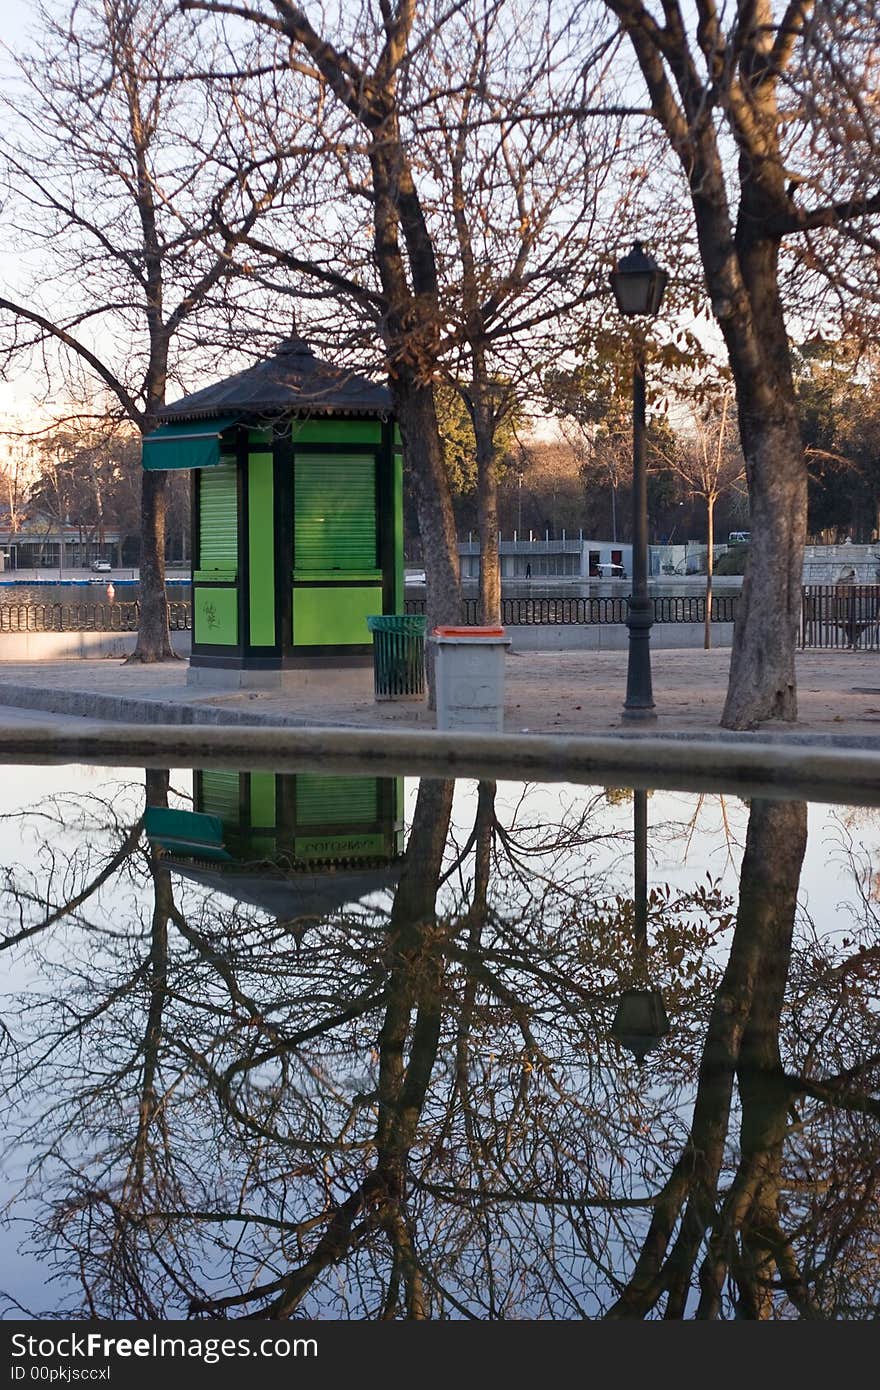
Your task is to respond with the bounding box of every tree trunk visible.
[705,495,714,651]
[713,232,806,727]
[720,414,805,727]
[128,467,176,662]
[474,390,501,626]
[393,380,460,631]
[393,379,461,707]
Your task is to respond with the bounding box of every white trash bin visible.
[430,625,511,732]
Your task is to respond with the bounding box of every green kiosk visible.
[142,336,404,686]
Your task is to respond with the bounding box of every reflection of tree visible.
[2,779,879,1319]
[0,771,186,1316]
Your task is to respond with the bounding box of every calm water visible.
[0,763,877,1320]
[0,579,190,606]
[0,578,737,607]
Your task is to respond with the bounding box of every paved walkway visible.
[0,648,879,743]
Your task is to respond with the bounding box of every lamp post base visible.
[622,597,656,721]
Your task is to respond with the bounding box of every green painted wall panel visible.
[248,452,276,646]
[291,420,382,444]
[292,584,381,646]
[393,448,404,611]
[248,428,273,446]
[194,585,238,645]
[249,772,276,828]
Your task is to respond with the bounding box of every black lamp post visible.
[611,788,669,1064]
[610,242,668,721]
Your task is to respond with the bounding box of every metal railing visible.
[0,599,192,633]
[404,594,740,625]
[801,584,880,650]
[1,587,877,652]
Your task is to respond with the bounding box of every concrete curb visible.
[0,682,313,728]
[2,721,880,806]
[3,679,880,751]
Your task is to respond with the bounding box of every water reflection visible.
[0,771,878,1319]
[145,771,405,923]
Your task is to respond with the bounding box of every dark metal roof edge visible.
[159,404,391,424]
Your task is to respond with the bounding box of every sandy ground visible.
[0,646,878,741]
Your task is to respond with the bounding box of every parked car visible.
[90,558,112,572]
[728,531,750,545]
[595,562,626,578]
[405,568,427,585]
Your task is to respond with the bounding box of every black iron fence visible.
[1,587,878,652]
[0,600,192,633]
[801,584,880,650]
[404,593,740,625]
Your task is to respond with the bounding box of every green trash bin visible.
[366,614,427,701]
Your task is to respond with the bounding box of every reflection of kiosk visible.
[195,769,404,869]
[141,335,404,687]
[145,772,405,918]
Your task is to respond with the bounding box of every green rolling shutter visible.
[295,775,379,826]
[199,460,238,573]
[200,770,241,825]
[294,455,378,572]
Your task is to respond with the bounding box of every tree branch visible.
[0,297,143,427]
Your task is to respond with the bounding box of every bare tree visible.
[418,5,619,620]
[660,389,746,649]
[0,435,32,548]
[598,0,880,727]
[0,0,283,657]
[180,1,625,628]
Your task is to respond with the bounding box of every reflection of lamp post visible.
[611,788,669,1063]
[610,242,668,721]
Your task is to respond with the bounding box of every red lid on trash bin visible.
[433,625,506,637]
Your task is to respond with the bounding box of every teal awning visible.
[144,806,232,862]
[142,415,241,471]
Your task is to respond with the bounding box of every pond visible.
[0,759,877,1320]
[0,579,190,607]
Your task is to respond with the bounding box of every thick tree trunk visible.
[393,380,461,632]
[711,232,806,728]
[393,379,462,706]
[721,418,805,726]
[128,467,176,662]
